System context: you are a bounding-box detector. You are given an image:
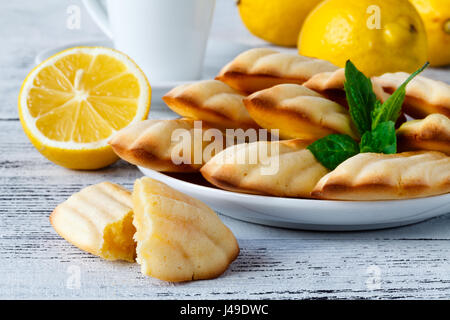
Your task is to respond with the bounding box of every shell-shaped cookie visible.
[397,114,450,155]
[162,80,259,130]
[216,48,339,94]
[132,177,239,282]
[50,182,136,262]
[243,84,358,140]
[109,119,223,172]
[312,152,450,200]
[373,72,450,118]
[304,68,390,106]
[200,139,329,198]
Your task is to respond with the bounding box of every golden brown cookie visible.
[304,68,390,107]
[312,152,450,200]
[162,80,259,130]
[109,119,224,172]
[132,177,239,282]
[50,182,136,262]
[397,114,450,155]
[373,72,450,118]
[201,139,328,198]
[216,48,339,94]
[243,84,358,140]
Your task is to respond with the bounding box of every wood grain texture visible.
[2,238,450,299]
[1,0,450,300]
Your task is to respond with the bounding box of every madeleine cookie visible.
[374,72,450,118]
[50,182,136,262]
[397,114,450,155]
[132,177,239,282]
[201,139,329,198]
[243,84,358,140]
[304,68,390,107]
[312,152,450,200]
[216,48,339,94]
[162,80,259,130]
[109,119,224,172]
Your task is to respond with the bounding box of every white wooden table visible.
[2,0,450,300]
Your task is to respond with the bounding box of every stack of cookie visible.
[109,48,450,201]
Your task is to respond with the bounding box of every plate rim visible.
[137,166,450,206]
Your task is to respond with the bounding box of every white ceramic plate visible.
[138,167,450,231]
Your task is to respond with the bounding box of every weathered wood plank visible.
[1,239,450,299]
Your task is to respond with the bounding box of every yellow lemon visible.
[18,47,151,170]
[298,0,428,76]
[238,0,323,47]
[410,0,450,67]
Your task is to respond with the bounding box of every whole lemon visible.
[298,0,428,76]
[410,0,450,67]
[238,0,323,47]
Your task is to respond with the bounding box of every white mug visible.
[82,0,216,82]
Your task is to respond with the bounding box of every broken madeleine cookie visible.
[312,152,450,201]
[50,182,136,262]
[304,68,390,107]
[132,177,239,282]
[243,84,358,140]
[201,139,329,198]
[373,72,450,118]
[216,48,339,94]
[162,80,259,130]
[109,119,225,172]
[397,114,450,155]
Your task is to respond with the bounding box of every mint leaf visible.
[307,134,360,171]
[308,62,429,170]
[344,60,377,136]
[360,121,397,154]
[371,62,429,130]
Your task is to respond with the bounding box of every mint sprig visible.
[307,134,359,171]
[344,60,377,136]
[371,62,429,129]
[360,121,397,154]
[308,61,428,170]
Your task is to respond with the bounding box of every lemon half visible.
[18,47,151,169]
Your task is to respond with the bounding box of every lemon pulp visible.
[18,47,151,169]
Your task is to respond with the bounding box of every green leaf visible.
[371,62,429,130]
[307,62,429,170]
[344,60,377,136]
[360,121,397,154]
[307,134,360,171]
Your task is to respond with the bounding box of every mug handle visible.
[82,0,113,39]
